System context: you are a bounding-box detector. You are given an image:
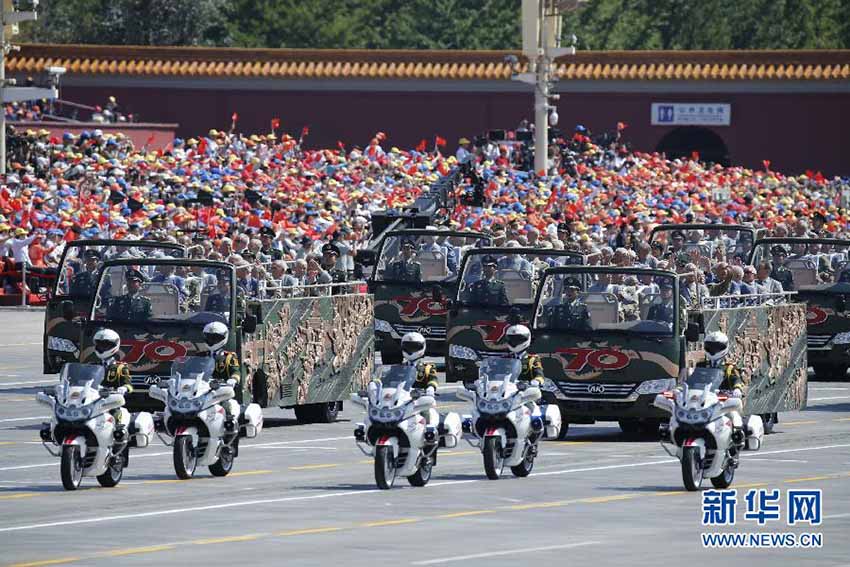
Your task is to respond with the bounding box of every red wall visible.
[59,85,850,176]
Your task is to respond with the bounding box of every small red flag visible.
[337,141,346,151]
[691,151,700,161]
[375,131,387,142]
[617,122,628,131]
[145,133,156,147]
[416,139,427,152]
[231,112,238,123]
[762,160,771,171]
[435,135,447,147]
[271,118,280,130]
[301,126,310,137]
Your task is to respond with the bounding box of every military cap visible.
[125,268,145,282]
[400,239,416,249]
[83,249,101,260]
[482,255,498,267]
[658,279,674,290]
[564,277,581,290]
[259,226,276,238]
[770,245,788,256]
[322,242,340,256]
[670,230,685,240]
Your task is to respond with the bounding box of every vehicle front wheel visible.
[374,446,397,490]
[483,437,504,480]
[60,445,83,491]
[682,446,704,491]
[173,436,197,479]
[510,446,535,477]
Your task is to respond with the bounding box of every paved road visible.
[1,311,849,566]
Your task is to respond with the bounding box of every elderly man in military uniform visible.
[70,249,105,297]
[106,269,152,321]
[321,242,349,286]
[546,277,592,331]
[467,255,509,306]
[385,239,422,283]
[647,280,687,330]
[770,246,794,291]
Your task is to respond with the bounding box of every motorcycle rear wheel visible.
[96,451,125,487]
[681,446,704,491]
[60,445,83,491]
[711,459,735,489]
[209,445,235,477]
[510,445,535,477]
[407,454,433,487]
[375,446,397,489]
[483,437,504,480]
[173,436,197,479]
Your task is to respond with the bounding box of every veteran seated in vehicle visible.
[385,239,422,283]
[544,277,592,332]
[466,256,509,306]
[106,269,152,322]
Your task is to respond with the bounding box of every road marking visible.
[533,458,676,477]
[782,420,818,426]
[361,518,419,528]
[824,512,850,519]
[412,541,601,565]
[0,441,16,446]
[289,463,339,471]
[810,387,850,391]
[809,396,850,401]
[0,416,48,423]
[582,494,634,504]
[9,558,80,567]
[437,510,494,519]
[0,381,53,387]
[192,534,263,545]
[277,527,342,536]
[784,475,833,483]
[0,342,41,347]
[0,492,40,500]
[729,482,768,489]
[758,443,850,456]
[229,470,273,477]
[103,544,175,557]
[835,418,850,422]
[746,458,809,463]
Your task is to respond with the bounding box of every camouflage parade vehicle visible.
[750,237,850,380]
[369,228,490,363]
[56,258,374,423]
[528,266,807,437]
[43,239,185,374]
[649,223,758,268]
[445,247,583,382]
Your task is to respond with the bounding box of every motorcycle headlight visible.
[833,332,850,345]
[369,407,379,418]
[56,405,66,417]
[477,399,488,412]
[47,336,78,354]
[169,397,179,410]
[700,409,712,421]
[676,408,686,420]
[501,400,512,412]
[393,408,404,420]
[79,405,94,419]
[192,398,204,411]
[636,379,677,395]
[374,319,393,334]
[449,344,479,361]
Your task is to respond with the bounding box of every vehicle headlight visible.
[47,336,78,353]
[636,379,677,395]
[369,407,379,418]
[477,399,488,412]
[169,397,180,410]
[56,405,66,417]
[501,400,512,412]
[833,332,850,345]
[676,409,686,420]
[192,398,204,411]
[79,405,94,419]
[393,409,404,420]
[374,319,393,334]
[449,344,479,361]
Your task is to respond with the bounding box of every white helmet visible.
[203,321,229,353]
[400,332,426,363]
[93,328,121,361]
[505,324,531,354]
[704,331,729,367]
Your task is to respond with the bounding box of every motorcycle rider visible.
[696,331,747,450]
[202,321,241,439]
[505,324,546,443]
[92,328,133,443]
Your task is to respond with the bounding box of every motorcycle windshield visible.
[171,356,214,381]
[479,357,521,382]
[686,367,724,392]
[375,365,417,389]
[60,363,105,388]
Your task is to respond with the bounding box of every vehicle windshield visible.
[750,240,850,290]
[479,357,521,382]
[171,356,214,380]
[375,365,417,389]
[60,363,105,388]
[56,242,184,298]
[374,233,488,283]
[458,251,583,306]
[650,226,755,265]
[533,270,678,336]
[92,262,233,324]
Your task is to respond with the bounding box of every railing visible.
[0,261,56,307]
[700,291,796,310]
[254,279,368,299]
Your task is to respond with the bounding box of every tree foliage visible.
[14,0,850,50]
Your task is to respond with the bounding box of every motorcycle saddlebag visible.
[130,412,154,448]
[438,412,462,448]
[745,414,764,451]
[536,402,562,439]
[242,403,264,438]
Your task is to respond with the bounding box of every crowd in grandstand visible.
[0,119,849,302]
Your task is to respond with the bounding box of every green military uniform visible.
[213,350,241,383]
[70,270,98,297]
[103,361,134,392]
[468,278,509,306]
[519,354,544,385]
[413,361,439,391]
[546,299,592,331]
[386,259,421,283]
[107,293,152,321]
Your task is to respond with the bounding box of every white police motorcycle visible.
[457,357,562,480]
[36,363,154,490]
[149,356,263,479]
[351,365,462,489]
[654,368,764,491]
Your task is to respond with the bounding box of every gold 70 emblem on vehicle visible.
[120,338,190,364]
[554,347,630,372]
[393,295,448,317]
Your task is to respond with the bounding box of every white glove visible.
[425,386,435,397]
[116,386,128,395]
[732,388,742,399]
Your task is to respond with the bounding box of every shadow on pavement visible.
[802,402,850,413]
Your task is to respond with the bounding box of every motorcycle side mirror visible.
[242,314,257,334]
[522,387,542,403]
[413,395,435,409]
[684,322,699,342]
[61,300,74,321]
[837,296,846,313]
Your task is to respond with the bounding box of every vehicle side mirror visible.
[242,314,257,334]
[837,296,846,313]
[61,300,74,321]
[684,322,699,342]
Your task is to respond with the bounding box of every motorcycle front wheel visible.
[682,446,704,491]
[483,437,504,480]
[173,436,197,479]
[375,446,397,489]
[60,445,84,491]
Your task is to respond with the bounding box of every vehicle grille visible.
[808,334,832,349]
[475,349,512,359]
[130,375,167,389]
[557,382,636,399]
[394,324,446,339]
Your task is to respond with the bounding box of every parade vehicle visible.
[369,228,491,363]
[350,365,461,489]
[750,237,850,380]
[649,223,758,267]
[456,357,561,479]
[529,266,807,438]
[35,362,155,490]
[445,247,583,382]
[56,257,374,423]
[43,239,185,373]
[149,356,263,479]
